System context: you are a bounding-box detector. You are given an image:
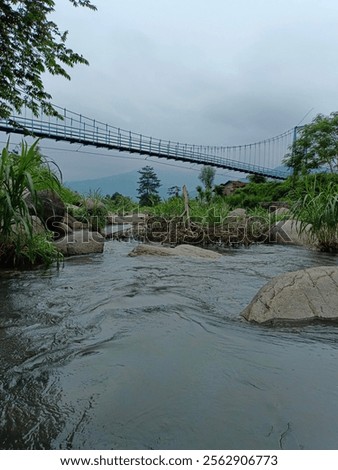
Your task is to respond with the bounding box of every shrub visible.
[0,140,62,268]
[70,190,110,232]
[290,177,338,252]
[105,193,139,215]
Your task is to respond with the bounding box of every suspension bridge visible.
[0,105,296,179]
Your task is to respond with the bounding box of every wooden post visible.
[182,185,190,229]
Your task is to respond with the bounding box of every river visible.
[0,241,338,450]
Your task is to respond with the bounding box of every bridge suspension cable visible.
[0,104,293,179]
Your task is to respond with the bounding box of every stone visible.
[269,219,314,246]
[51,221,73,239]
[173,244,221,259]
[24,189,65,225]
[227,208,247,218]
[242,266,338,324]
[62,213,79,229]
[53,230,104,256]
[31,216,46,235]
[73,220,85,230]
[128,243,221,259]
[11,215,46,236]
[35,190,66,225]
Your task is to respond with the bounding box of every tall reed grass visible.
[0,141,62,267]
[290,177,338,252]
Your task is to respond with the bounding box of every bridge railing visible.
[0,105,291,179]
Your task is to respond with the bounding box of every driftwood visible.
[136,189,269,246]
[108,189,270,247]
[136,215,269,247]
[180,185,191,230]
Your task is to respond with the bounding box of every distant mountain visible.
[65,168,228,199]
[66,171,139,198]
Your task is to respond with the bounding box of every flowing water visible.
[0,241,338,450]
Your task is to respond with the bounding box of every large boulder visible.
[53,230,104,256]
[35,190,66,225]
[11,215,45,236]
[242,266,338,324]
[269,219,314,246]
[31,215,46,235]
[128,243,221,259]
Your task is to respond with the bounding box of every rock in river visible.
[54,230,104,256]
[242,266,338,324]
[128,243,221,259]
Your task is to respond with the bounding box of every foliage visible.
[223,174,338,210]
[289,176,338,252]
[284,112,338,176]
[247,174,267,184]
[20,232,61,267]
[224,180,293,209]
[137,166,161,206]
[0,231,62,268]
[198,166,216,191]
[189,199,230,225]
[105,192,138,215]
[146,195,230,226]
[0,142,35,241]
[0,140,63,267]
[196,166,216,203]
[196,185,204,202]
[167,185,180,198]
[147,196,185,218]
[69,190,109,231]
[288,173,338,201]
[58,185,82,206]
[0,0,96,119]
[213,184,225,196]
[0,140,60,239]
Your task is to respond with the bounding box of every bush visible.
[105,193,139,215]
[59,185,82,206]
[1,232,62,268]
[0,140,62,268]
[69,190,110,232]
[146,196,230,226]
[289,177,338,252]
[225,180,292,209]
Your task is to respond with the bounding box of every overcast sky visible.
[6,0,338,181]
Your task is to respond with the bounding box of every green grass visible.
[0,140,63,268]
[289,177,338,252]
[145,196,231,225]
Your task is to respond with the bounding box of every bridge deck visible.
[0,112,290,180]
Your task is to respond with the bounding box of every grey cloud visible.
[28,0,338,179]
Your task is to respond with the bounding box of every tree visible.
[196,166,216,203]
[137,166,161,206]
[167,185,180,198]
[247,174,267,184]
[198,166,216,191]
[283,112,338,176]
[0,0,96,119]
